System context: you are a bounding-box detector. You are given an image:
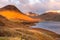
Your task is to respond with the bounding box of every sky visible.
[0,0,60,14]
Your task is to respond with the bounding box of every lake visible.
[32,21,60,34]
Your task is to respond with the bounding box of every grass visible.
[0,37,26,40]
[0,17,59,40]
[0,27,56,40]
[0,37,8,40]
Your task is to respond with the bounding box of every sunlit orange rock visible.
[0,5,40,23]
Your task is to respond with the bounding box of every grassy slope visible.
[0,15,59,40]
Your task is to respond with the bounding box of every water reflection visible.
[32,21,60,34]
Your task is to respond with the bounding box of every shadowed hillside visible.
[38,12,60,21]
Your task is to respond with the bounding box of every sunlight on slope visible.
[0,10,40,22]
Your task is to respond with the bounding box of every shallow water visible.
[32,21,60,34]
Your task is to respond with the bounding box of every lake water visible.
[32,21,60,34]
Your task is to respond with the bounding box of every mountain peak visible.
[0,5,23,13]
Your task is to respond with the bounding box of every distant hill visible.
[38,12,60,21]
[26,12,39,17]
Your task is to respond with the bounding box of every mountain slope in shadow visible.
[38,12,60,21]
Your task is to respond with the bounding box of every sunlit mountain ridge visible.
[0,5,40,23]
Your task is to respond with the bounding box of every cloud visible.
[0,0,60,14]
[0,0,10,8]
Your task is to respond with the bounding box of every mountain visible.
[0,15,59,40]
[38,12,60,21]
[26,12,39,17]
[0,5,40,23]
[0,5,60,40]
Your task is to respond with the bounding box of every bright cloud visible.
[29,0,40,5]
[50,0,55,2]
